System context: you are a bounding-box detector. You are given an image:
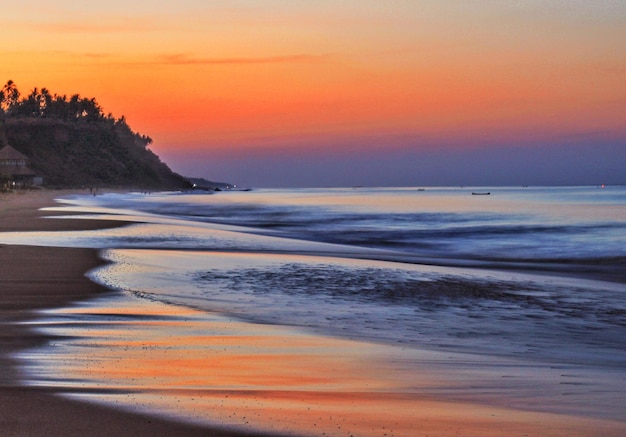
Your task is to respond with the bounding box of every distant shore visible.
[1,189,625,436]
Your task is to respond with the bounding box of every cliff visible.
[5,118,189,189]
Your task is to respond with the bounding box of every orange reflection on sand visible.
[60,315,383,392]
[36,294,626,437]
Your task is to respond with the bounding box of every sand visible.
[0,189,263,436]
[1,189,625,436]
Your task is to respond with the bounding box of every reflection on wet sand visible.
[20,292,626,437]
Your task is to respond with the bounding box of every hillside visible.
[1,81,190,189]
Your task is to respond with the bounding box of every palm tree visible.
[1,80,20,113]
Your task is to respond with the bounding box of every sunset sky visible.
[2,1,625,187]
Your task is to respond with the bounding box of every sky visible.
[1,1,625,187]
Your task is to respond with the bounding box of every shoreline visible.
[2,189,625,436]
[0,189,266,436]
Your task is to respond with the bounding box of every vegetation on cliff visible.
[0,80,190,188]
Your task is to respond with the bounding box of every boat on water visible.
[471,192,491,195]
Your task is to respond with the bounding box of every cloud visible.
[0,48,329,69]
[157,53,331,66]
[21,20,158,34]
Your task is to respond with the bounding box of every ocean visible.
[4,186,626,434]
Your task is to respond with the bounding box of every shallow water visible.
[19,289,626,434]
[3,186,624,361]
[89,248,626,366]
[4,186,626,433]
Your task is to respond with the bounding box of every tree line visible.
[0,80,152,147]
[0,80,188,188]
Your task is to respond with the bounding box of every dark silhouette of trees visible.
[0,80,187,188]
[2,81,108,122]
[1,80,21,114]
[1,80,155,151]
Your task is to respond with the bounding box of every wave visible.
[91,248,626,366]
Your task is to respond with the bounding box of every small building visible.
[0,145,37,188]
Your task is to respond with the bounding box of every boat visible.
[471,192,491,195]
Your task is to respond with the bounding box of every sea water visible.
[4,186,626,429]
[3,186,625,361]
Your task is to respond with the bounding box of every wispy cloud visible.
[0,49,331,68]
[157,53,331,66]
[80,52,115,59]
[19,20,158,34]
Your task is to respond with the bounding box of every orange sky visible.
[2,1,625,186]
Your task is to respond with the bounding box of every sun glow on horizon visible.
[2,1,625,186]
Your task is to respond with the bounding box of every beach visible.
[1,189,625,436]
[0,190,260,436]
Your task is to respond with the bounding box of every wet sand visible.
[2,189,625,436]
[0,190,262,436]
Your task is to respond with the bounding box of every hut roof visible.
[0,145,36,177]
[0,145,29,161]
